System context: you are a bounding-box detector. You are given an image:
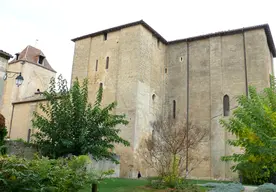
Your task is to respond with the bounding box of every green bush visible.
[173,181,201,192]
[0,127,7,155]
[254,183,276,192]
[238,164,271,185]
[0,155,97,192]
[148,177,201,192]
[200,182,244,192]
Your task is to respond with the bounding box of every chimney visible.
[15,53,20,60]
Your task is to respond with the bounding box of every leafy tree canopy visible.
[220,76,276,184]
[32,75,130,162]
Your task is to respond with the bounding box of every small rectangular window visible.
[104,33,107,41]
[38,55,45,64]
[173,100,176,119]
[106,57,109,69]
[95,60,98,71]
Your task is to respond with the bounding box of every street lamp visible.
[3,71,24,87]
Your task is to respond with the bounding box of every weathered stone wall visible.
[0,56,9,106]
[165,28,273,180]
[5,140,121,177]
[71,25,166,177]
[5,140,37,159]
[70,25,274,180]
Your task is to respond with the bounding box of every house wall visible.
[0,61,55,136]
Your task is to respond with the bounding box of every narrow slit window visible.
[157,39,160,48]
[165,68,167,73]
[27,129,31,143]
[95,60,98,71]
[104,33,107,41]
[223,95,230,116]
[106,57,109,69]
[173,100,176,119]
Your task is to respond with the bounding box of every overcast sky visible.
[1,0,275,84]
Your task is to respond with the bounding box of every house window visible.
[173,100,176,119]
[99,83,103,89]
[106,57,109,69]
[95,60,98,71]
[165,68,167,73]
[223,95,230,116]
[104,33,107,41]
[38,55,45,64]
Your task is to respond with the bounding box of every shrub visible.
[148,177,201,192]
[200,182,244,192]
[0,113,7,155]
[150,179,166,189]
[0,155,97,192]
[254,183,276,192]
[173,182,202,192]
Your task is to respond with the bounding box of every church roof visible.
[0,50,13,60]
[9,45,56,73]
[72,20,276,57]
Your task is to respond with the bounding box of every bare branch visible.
[138,115,209,177]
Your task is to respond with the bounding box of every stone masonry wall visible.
[72,25,274,179]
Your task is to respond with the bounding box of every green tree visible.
[0,113,7,155]
[32,75,130,161]
[220,77,276,184]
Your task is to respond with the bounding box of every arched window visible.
[106,57,109,69]
[99,83,103,89]
[173,100,176,119]
[223,95,230,116]
[152,94,156,101]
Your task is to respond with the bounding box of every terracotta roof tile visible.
[9,45,56,73]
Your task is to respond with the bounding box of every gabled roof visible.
[9,45,56,73]
[71,20,276,57]
[0,50,13,60]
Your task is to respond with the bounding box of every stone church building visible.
[1,20,275,180]
[71,20,275,179]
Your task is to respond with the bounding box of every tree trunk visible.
[92,183,98,192]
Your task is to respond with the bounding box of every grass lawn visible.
[80,178,219,192]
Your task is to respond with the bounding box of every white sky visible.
[1,0,275,84]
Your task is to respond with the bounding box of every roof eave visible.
[0,51,13,60]
[71,21,276,57]
[168,24,276,57]
[71,20,168,44]
[9,59,57,73]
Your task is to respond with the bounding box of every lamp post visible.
[3,71,24,87]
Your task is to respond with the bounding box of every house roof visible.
[9,45,56,73]
[0,50,13,60]
[72,20,276,57]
